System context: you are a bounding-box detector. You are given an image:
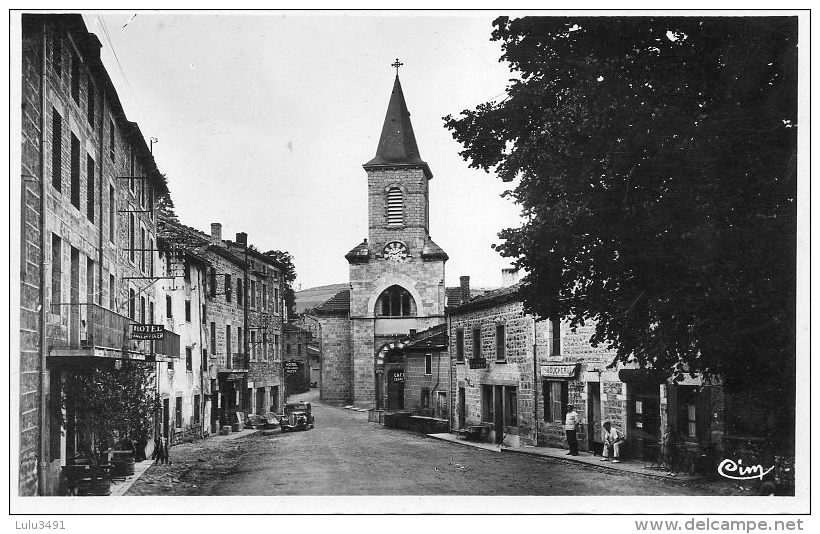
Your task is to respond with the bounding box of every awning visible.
[618,368,667,384]
[540,363,580,379]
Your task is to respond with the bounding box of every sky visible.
[84,12,523,290]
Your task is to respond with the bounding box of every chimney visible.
[210,223,222,244]
[501,268,519,288]
[235,232,248,248]
[460,275,471,304]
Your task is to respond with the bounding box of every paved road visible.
[127,390,727,496]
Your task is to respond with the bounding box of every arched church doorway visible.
[375,341,406,411]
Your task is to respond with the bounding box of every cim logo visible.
[717,458,774,481]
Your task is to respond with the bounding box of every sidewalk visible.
[427,432,703,483]
[109,428,261,496]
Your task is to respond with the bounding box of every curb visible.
[426,433,703,483]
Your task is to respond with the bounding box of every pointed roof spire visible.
[364,66,432,178]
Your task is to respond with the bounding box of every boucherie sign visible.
[131,324,164,340]
[540,363,579,379]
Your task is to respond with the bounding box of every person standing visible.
[601,421,625,463]
[564,403,580,455]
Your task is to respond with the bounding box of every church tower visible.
[344,69,448,408]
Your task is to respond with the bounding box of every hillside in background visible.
[294,283,349,313]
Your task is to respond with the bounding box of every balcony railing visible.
[47,303,180,360]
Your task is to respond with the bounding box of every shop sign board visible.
[540,363,579,378]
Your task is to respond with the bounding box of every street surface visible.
[127,390,731,496]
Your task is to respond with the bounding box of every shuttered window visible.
[386,187,403,226]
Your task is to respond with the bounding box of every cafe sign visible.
[131,324,164,340]
[284,360,300,375]
[540,363,579,379]
[390,370,405,383]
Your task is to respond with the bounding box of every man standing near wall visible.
[565,404,579,455]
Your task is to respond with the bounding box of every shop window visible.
[505,387,518,427]
[481,385,494,423]
[544,380,568,422]
[677,386,700,442]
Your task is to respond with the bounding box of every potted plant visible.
[60,361,160,495]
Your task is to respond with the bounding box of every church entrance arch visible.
[375,341,406,411]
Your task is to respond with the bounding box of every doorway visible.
[387,368,405,410]
[627,383,662,460]
[587,382,602,453]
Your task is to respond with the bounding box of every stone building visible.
[156,221,212,443]
[449,274,725,462]
[19,14,178,495]
[448,281,537,447]
[282,322,312,396]
[224,237,286,418]
[315,72,448,409]
[154,219,286,431]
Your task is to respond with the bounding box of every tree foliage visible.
[61,361,160,465]
[444,17,797,424]
[265,249,297,320]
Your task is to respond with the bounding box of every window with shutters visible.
[86,155,95,222]
[70,133,80,209]
[51,109,62,191]
[386,187,403,226]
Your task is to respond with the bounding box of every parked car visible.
[280,402,314,432]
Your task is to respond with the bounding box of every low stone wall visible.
[383,412,449,434]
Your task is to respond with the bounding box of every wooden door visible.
[387,369,405,410]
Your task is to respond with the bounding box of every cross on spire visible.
[391,58,403,77]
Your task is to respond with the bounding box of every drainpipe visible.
[37,19,49,496]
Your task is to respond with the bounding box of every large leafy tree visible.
[265,250,297,320]
[445,17,797,440]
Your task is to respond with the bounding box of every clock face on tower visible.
[383,241,408,262]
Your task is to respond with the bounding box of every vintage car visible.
[280,402,314,432]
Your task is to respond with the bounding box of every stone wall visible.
[19,17,44,497]
[317,315,352,404]
[404,350,450,417]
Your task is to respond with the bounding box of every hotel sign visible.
[540,363,579,379]
[284,360,300,375]
[131,324,164,340]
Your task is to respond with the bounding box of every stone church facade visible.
[314,74,447,408]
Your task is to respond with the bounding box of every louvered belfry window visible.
[386,187,403,226]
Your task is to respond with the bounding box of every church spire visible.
[364,66,431,178]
